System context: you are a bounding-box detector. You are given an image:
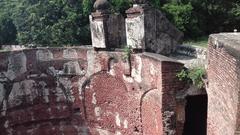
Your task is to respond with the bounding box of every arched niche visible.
[141,89,163,135]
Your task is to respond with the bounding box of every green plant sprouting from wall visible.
[122,45,132,62]
[177,67,206,89]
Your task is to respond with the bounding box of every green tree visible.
[185,0,240,34]
[0,0,17,45]
[162,2,202,38]
[12,0,91,46]
[110,0,131,14]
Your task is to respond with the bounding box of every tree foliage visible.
[11,0,92,46]
[0,0,17,45]
[162,2,202,38]
[110,0,131,14]
[177,67,206,89]
[0,0,239,45]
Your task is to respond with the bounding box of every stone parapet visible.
[90,11,126,49]
[125,5,183,55]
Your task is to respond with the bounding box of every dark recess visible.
[183,95,208,135]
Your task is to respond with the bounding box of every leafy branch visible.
[177,67,206,89]
[122,45,132,62]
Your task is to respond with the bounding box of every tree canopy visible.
[0,0,239,46]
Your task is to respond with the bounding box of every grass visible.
[183,36,209,48]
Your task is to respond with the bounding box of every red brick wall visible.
[207,36,240,135]
[0,48,184,135]
[161,62,185,135]
[141,89,163,135]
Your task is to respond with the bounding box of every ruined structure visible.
[0,0,240,135]
[0,2,185,135]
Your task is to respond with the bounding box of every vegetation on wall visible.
[177,67,206,89]
[0,0,239,45]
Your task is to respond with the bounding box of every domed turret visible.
[94,0,110,12]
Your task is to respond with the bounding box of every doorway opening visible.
[183,95,208,135]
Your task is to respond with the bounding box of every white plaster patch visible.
[40,81,49,103]
[58,77,75,102]
[36,49,53,61]
[90,15,106,48]
[8,80,38,107]
[96,128,110,135]
[8,82,21,106]
[30,111,35,120]
[47,67,58,77]
[86,50,102,77]
[43,92,49,103]
[92,93,97,104]
[109,68,116,76]
[150,63,157,75]
[63,48,78,59]
[63,61,83,75]
[115,131,122,135]
[131,55,142,83]
[6,128,13,135]
[74,126,89,135]
[55,87,66,102]
[163,111,176,135]
[95,107,101,117]
[123,75,134,83]
[63,105,67,110]
[40,73,48,77]
[6,52,27,80]
[115,113,121,127]
[126,14,145,49]
[78,77,87,100]
[4,120,9,128]
[124,119,128,128]
[57,106,61,110]
[26,129,34,134]
[47,108,51,113]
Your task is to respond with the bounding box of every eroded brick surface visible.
[0,47,184,135]
[207,34,240,135]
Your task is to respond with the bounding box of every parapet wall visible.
[207,33,240,135]
[0,47,184,135]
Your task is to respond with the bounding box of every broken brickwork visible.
[0,47,184,135]
[0,2,188,135]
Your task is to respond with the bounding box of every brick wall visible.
[0,48,184,135]
[207,34,240,135]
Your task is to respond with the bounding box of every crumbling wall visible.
[207,33,240,135]
[0,47,184,135]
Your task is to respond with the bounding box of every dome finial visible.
[94,0,110,12]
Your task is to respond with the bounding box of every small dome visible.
[132,0,148,4]
[94,0,110,11]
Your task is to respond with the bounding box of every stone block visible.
[126,5,183,55]
[90,12,126,49]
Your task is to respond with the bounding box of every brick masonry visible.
[0,47,184,135]
[207,33,240,135]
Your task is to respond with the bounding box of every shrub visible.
[177,67,206,89]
